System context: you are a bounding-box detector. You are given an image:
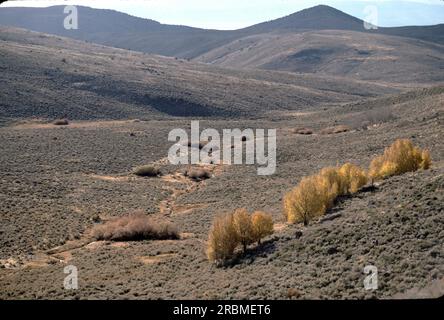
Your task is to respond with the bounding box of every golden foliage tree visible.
[283,176,327,226]
[233,208,254,253]
[207,213,239,263]
[284,163,368,225]
[338,163,368,194]
[207,209,274,263]
[251,211,274,245]
[369,139,431,180]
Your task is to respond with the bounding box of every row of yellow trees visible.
[283,163,367,225]
[283,139,431,225]
[207,139,431,263]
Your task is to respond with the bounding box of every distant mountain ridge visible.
[0,5,443,58]
[0,4,443,81]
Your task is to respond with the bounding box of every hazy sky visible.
[2,0,444,29]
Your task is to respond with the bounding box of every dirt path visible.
[159,164,224,216]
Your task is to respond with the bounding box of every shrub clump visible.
[185,168,211,181]
[92,213,179,241]
[133,165,161,177]
[53,119,69,126]
[207,209,274,263]
[369,139,431,181]
[283,163,368,225]
[292,128,313,135]
[320,125,350,135]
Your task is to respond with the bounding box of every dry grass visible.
[91,213,179,241]
[133,165,161,177]
[369,139,431,180]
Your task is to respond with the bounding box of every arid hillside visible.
[0,7,443,301]
[0,27,403,124]
[194,30,444,83]
[0,83,442,299]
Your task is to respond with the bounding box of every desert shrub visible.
[207,213,239,263]
[186,168,210,181]
[369,139,431,180]
[287,288,302,299]
[292,128,313,135]
[92,213,178,241]
[53,119,69,126]
[233,208,254,252]
[320,125,350,135]
[251,211,274,245]
[133,165,161,177]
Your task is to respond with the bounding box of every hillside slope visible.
[0,27,402,124]
[194,30,444,83]
[0,5,244,59]
[0,84,442,299]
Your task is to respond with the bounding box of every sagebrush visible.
[133,165,161,177]
[92,213,179,241]
[53,119,69,126]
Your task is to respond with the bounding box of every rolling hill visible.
[0,4,443,60]
[194,29,444,83]
[0,27,402,124]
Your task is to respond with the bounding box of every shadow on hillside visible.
[220,237,279,268]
